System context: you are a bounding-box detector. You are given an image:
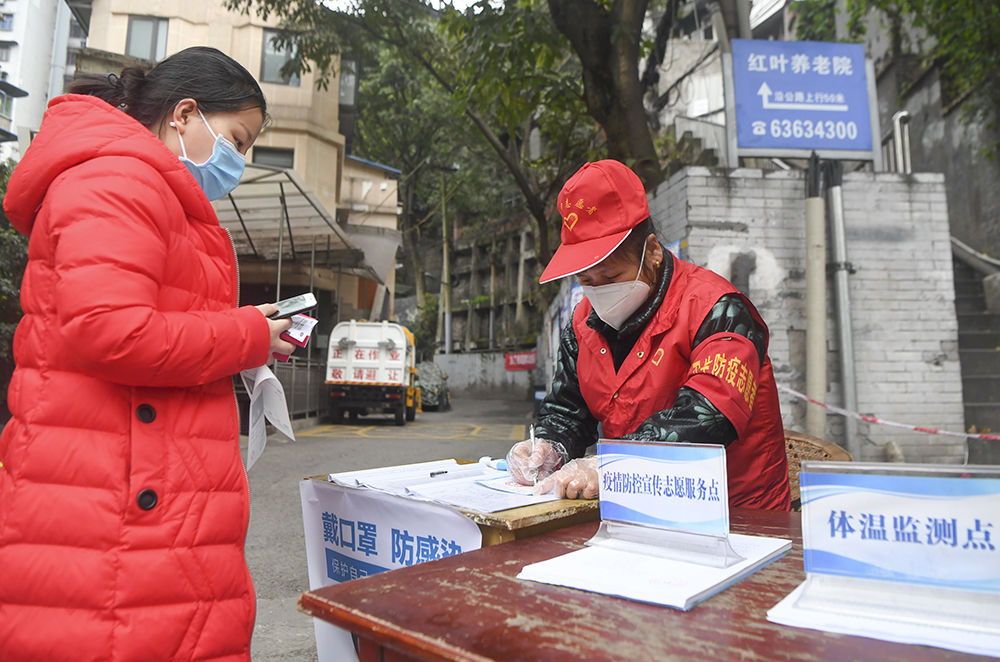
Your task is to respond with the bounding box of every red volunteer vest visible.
[574,253,790,511]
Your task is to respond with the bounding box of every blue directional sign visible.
[730,39,873,154]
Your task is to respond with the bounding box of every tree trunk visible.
[547,0,663,190]
[401,181,425,305]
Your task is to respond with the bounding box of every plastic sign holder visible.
[588,440,743,568]
[794,461,1000,636]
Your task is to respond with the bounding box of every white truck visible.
[325,320,418,425]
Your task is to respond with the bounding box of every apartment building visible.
[76,0,400,333]
[0,0,83,160]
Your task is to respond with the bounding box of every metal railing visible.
[881,110,912,174]
[271,354,326,419]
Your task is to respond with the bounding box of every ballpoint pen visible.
[530,424,537,485]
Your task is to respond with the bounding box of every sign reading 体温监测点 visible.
[800,467,1000,591]
[767,463,1000,657]
[597,440,729,537]
[725,38,880,164]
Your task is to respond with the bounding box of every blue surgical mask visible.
[174,109,246,200]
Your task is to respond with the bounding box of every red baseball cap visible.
[539,159,650,284]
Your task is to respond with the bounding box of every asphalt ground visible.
[243,394,535,661]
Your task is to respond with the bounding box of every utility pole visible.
[441,171,452,354]
[805,152,827,439]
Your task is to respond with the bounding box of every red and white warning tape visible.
[777,384,1000,441]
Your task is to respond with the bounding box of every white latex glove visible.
[506,438,568,486]
[534,456,599,499]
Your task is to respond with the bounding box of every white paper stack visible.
[518,532,791,610]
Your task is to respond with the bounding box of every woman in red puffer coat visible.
[0,47,293,661]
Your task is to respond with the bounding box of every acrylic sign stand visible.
[778,462,1000,647]
[586,440,744,568]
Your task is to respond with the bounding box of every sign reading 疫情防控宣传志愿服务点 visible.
[598,441,729,537]
[726,39,879,164]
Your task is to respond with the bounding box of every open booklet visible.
[328,459,559,513]
[517,532,790,611]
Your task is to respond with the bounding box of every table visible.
[456,498,598,546]
[307,472,599,547]
[299,508,990,661]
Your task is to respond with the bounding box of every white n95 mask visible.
[581,247,651,330]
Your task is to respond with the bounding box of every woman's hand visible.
[255,304,295,357]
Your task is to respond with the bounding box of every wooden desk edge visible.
[456,498,599,530]
[298,591,493,662]
[304,473,600,532]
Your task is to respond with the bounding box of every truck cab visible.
[326,320,419,425]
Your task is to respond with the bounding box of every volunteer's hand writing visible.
[534,457,599,499]
[255,304,295,357]
[506,438,568,486]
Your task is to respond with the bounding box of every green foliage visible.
[441,0,596,172]
[412,293,439,361]
[793,0,838,42]
[847,0,1000,150]
[226,0,599,265]
[1,159,27,418]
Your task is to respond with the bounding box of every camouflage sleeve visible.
[623,294,766,446]
[692,293,766,368]
[534,321,599,459]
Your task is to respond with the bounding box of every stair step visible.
[959,348,1000,374]
[955,296,988,314]
[953,277,984,290]
[959,330,1000,349]
[958,312,1000,333]
[964,402,1000,428]
[694,148,718,167]
[962,376,1000,401]
[967,438,1000,464]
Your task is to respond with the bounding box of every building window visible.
[0,93,12,118]
[0,45,10,62]
[0,14,12,31]
[339,59,358,107]
[260,30,299,86]
[252,147,295,169]
[126,16,168,62]
[69,17,86,40]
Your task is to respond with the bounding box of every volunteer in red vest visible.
[506,159,790,511]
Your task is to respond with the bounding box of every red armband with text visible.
[684,332,762,435]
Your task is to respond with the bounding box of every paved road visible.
[243,395,534,661]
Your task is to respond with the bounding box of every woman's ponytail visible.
[64,47,265,130]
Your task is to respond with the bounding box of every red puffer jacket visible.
[0,94,271,661]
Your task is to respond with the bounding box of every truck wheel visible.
[405,401,416,422]
[394,404,405,426]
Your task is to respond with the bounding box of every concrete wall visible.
[877,64,1000,259]
[434,352,539,400]
[650,166,965,464]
